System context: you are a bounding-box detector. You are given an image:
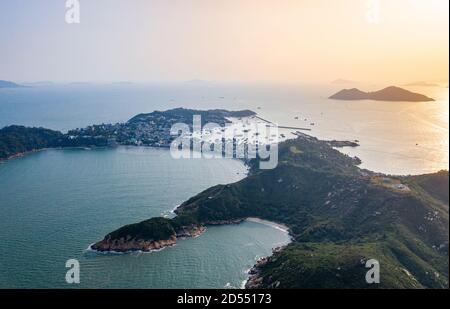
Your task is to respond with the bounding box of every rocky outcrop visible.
[176,225,206,238]
[90,219,246,253]
[245,246,287,289]
[245,257,269,289]
[327,140,359,148]
[91,235,178,252]
[91,225,206,252]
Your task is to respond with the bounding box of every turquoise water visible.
[0,147,290,288]
[0,83,448,174]
[0,83,448,288]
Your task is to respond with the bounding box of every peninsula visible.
[0,108,256,160]
[329,86,434,102]
[1,108,448,289]
[92,132,449,289]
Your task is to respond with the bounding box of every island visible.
[329,86,434,102]
[91,131,448,289]
[0,80,26,89]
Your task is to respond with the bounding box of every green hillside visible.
[95,133,449,288]
[0,126,63,160]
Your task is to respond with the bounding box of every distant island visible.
[0,80,26,89]
[329,86,434,102]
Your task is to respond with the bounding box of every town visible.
[64,108,256,148]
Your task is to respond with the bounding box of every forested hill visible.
[94,133,449,289]
[0,126,62,160]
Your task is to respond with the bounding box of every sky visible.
[0,0,448,84]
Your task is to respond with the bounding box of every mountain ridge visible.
[329,86,434,102]
[0,80,26,89]
[91,133,449,289]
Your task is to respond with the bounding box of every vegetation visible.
[0,125,110,160]
[254,242,425,289]
[100,133,449,288]
[106,214,200,241]
[2,110,447,288]
[128,108,256,126]
[66,108,256,147]
[108,217,177,241]
[0,126,62,159]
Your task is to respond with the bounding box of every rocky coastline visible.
[90,215,293,288]
[245,258,268,289]
[245,246,286,289]
[91,225,206,253]
[0,149,45,162]
[90,218,256,253]
[327,140,360,148]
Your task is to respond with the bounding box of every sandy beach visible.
[246,217,290,234]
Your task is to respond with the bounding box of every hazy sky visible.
[0,0,448,83]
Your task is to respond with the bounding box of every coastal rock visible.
[176,225,206,238]
[245,274,263,289]
[245,257,270,289]
[91,235,178,252]
[92,224,206,252]
[327,140,359,148]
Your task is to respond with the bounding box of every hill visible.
[0,126,63,160]
[0,80,26,89]
[0,108,257,159]
[329,86,434,102]
[127,108,255,126]
[92,133,449,288]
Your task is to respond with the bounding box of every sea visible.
[0,82,448,288]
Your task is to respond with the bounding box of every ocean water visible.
[0,83,448,288]
[0,82,448,174]
[0,147,290,288]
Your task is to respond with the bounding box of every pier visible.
[253,115,312,131]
